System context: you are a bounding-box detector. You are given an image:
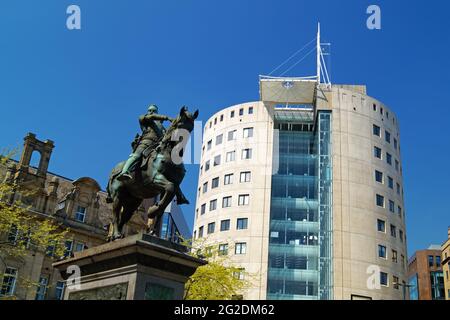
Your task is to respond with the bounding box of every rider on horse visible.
[117,104,174,182]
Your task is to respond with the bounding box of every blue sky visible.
[0,0,449,255]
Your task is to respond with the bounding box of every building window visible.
[399,230,404,243]
[237,218,248,230]
[7,224,18,244]
[216,134,223,145]
[388,176,394,189]
[228,130,237,141]
[389,200,395,213]
[373,124,381,137]
[242,148,252,159]
[64,240,73,258]
[238,194,250,206]
[55,281,65,300]
[376,194,385,207]
[230,110,235,118]
[35,275,49,300]
[226,151,235,162]
[75,206,87,223]
[220,115,224,122]
[220,219,230,231]
[386,153,392,165]
[239,108,244,116]
[213,155,221,166]
[212,177,219,189]
[218,243,229,256]
[202,182,208,193]
[375,170,383,183]
[396,183,401,195]
[397,206,402,218]
[390,224,397,238]
[436,256,441,266]
[393,276,399,289]
[392,250,398,263]
[205,160,210,171]
[249,107,254,114]
[214,118,217,125]
[385,130,391,143]
[0,267,17,297]
[374,146,382,159]
[233,268,245,280]
[200,204,206,215]
[222,196,232,208]
[243,127,254,138]
[235,242,247,255]
[210,199,217,211]
[207,222,215,234]
[428,255,434,267]
[198,226,204,238]
[377,219,386,232]
[207,140,212,150]
[240,171,251,183]
[395,160,399,171]
[394,138,398,150]
[224,174,233,185]
[378,245,387,259]
[74,242,85,252]
[380,107,383,115]
[373,104,377,111]
[380,272,388,286]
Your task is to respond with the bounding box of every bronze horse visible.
[106,106,198,241]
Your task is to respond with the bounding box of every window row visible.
[376,219,404,242]
[195,218,249,238]
[200,172,251,195]
[377,244,406,268]
[207,106,254,130]
[373,145,401,174]
[373,124,400,152]
[201,148,253,174]
[198,194,250,215]
[205,127,254,152]
[379,271,404,289]
[375,194,404,222]
[372,103,397,130]
[374,170,402,198]
[0,267,65,300]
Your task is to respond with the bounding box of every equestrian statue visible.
[106,104,198,241]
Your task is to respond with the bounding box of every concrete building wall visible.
[329,87,407,300]
[194,101,274,299]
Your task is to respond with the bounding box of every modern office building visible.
[193,26,407,299]
[408,245,445,300]
[193,77,407,300]
[441,227,450,300]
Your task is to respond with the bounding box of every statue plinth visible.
[53,234,205,300]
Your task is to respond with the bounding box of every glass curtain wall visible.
[267,110,333,300]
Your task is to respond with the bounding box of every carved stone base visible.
[53,233,205,300]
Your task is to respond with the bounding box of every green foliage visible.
[182,237,253,300]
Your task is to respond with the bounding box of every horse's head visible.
[172,106,199,133]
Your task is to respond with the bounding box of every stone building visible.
[0,133,188,300]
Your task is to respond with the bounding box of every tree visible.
[0,153,69,299]
[183,237,254,300]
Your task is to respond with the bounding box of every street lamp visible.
[393,281,414,300]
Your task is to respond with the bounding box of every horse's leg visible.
[118,198,142,237]
[109,196,122,241]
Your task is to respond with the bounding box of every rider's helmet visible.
[148,104,158,114]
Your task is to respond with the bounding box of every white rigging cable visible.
[280,46,317,76]
[268,37,317,76]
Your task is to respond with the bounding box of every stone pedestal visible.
[53,234,205,300]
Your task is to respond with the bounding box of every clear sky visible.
[1,0,449,256]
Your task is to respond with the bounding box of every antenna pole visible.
[317,22,321,84]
